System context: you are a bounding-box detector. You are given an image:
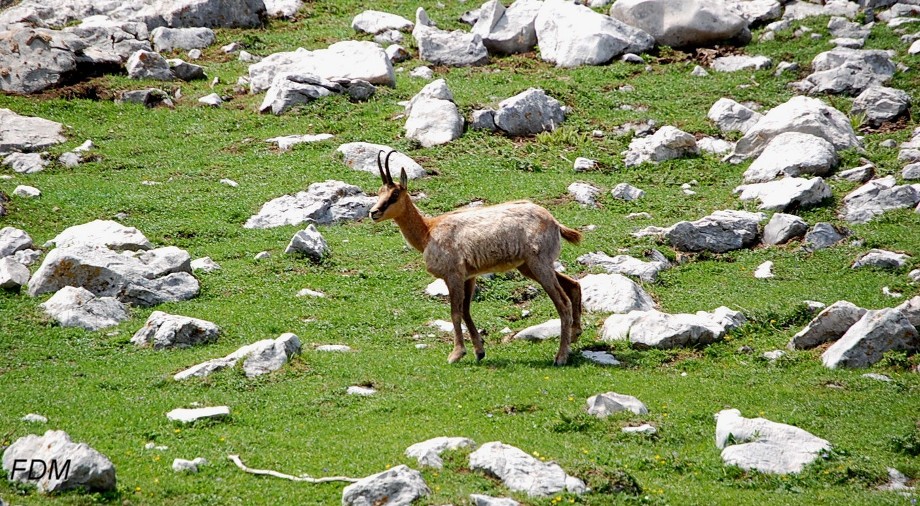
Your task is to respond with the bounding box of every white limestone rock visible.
[166,406,230,423]
[762,213,808,245]
[852,249,910,270]
[412,7,489,67]
[580,350,621,366]
[336,143,426,180]
[804,222,846,250]
[851,86,911,127]
[734,177,832,212]
[405,437,477,469]
[793,48,896,96]
[577,250,669,282]
[150,27,215,52]
[789,300,866,350]
[0,109,66,153]
[472,0,543,55]
[3,153,49,174]
[126,50,174,81]
[610,183,645,201]
[623,125,698,167]
[586,392,647,417]
[2,430,116,493]
[708,98,763,135]
[351,10,414,34]
[0,256,30,290]
[174,333,301,379]
[579,273,656,313]
[404,79,464,147]
[754,261,774,279]
[665,210,764,253]
[839,175,920,223]
[0,226,33,258]
[39,286,129,331]
[284,224,329,261]
[469,442,586,497]
[342,465,430,506]
[514,319,561,341]
[711,55,772,72]
[610,0,749,48]
[130,311,220,349]
[568,182,601,207]
[245,180,376,229]
[742,132,838,183]
[190,257,221,273]
[45,220,152,251]
[493,88,565,136]
[248,41,395,94]
[822,308,920,368]
[715,409,830,474]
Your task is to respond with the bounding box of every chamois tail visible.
[559,224,582,245]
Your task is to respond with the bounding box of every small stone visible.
[199,93,223,106]
[21,413,48,423]
[862,373,891,382]
[296,288,325,298]
[172,458,206,473]
[580,350,620,366]
[622,424,657,435]
[410,66,434,79]
[586,392,648,417]
[347,386,377,396]
[284,224,329,261]
[691,65,709,77]
[13,185,40,198]
[188,48,202,59]
[762,350,785,361]
[191,257,221,272]
[316,344,352,352]
[573,157,596,172]
[222,42,242,53]
[754,261,774,279]
[621,53,643,64]
[254,251,270,260]
[166,406,230,423]
[610,183,645,201]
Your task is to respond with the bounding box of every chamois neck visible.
[393,200,431,252]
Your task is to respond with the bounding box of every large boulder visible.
[715,409,831,474]
[469,442,586,497]
[39,286,129,331]
[0,226,33,258]
[244,180,376,229]
[28,245,199,307]
[126,50,174,80]
[0,109,66,153]
[248,41,395,94]
[0,256,30,290]
[44,220,152,251]
[493,88,565,136]
[413,8,489,67]
[788,300,866,350]
[733,177,832,212]
[602,309,729,348]
[850,86,911,127]
[792,48,896,96]
[839,175,920,224]
[130,311,220,349]
[742,132,838,183]
[534,0,654,68]
[472,0,543,55]
[2,430,116,493]
[0,27,81,94]
[665,210,764,253]
[609,0,749,48]
[762,213,808,245]
[822,308,920,369]
[342,465,430,506]
[708,98,762,135]
[579,273,657,313]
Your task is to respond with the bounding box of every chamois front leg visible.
[462,277,485,361]
[445,276,467,363]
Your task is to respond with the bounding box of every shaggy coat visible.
[369,152,582,365]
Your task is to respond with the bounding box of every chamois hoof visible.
[475,350,486,361]
[553,353,570,366]
[447,349,467,363]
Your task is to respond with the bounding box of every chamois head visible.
[369,150,409,223]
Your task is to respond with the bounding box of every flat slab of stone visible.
[45,220,152,251]
[166,406,230,423]
[266,133,333,150]
[711,55,772,72]
[715,409,830,474]
[248,41,395,94]
[513,319,561,341]
[0,109,66,153]
[665,210,764,253]
[469,441,586,497]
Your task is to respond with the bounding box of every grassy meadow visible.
[1,1,919,504]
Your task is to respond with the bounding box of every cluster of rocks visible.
[0,109,74,176]
[2,430,116,493]
[715,409,831,474]
[0,226,41,290]
[173,332,302,379]
[244,180,376,229]
[790,296,920,369]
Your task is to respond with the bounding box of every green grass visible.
[1,2,919,505]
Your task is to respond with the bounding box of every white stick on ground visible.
[228,454,360,483]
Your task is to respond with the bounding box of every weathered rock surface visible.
[472,0,542,55]
[839,175,920,223]
[150,27,215,52]
[610,0,749,48]
[789,300,867,350]
[469,442,586,497]
[792,48,896,96]
[534,0,654,68]
[513,319,561,341]
[248,41,395,94]
[742,132,838,183]
[804,222,846,250]
[577,250,669,282]
[2,430,116,493]
[568,182,601,207]
[126,50,174,80]
[351,10,414,34]
[342,465,430,506]
[763,213,808,245]
[29,245,198,307]
[116,88,174,108]
[850,86,911,127]
[711,55,772,72]
[46,220,152,251]
[708,98,762,135]
[579,273,656,313]
[602,308,740,348]
[284,224,329,261]
[336,143,426,180]
[413,7,489,67]
[167,58,205,81]
[822,308,920,368]
[405,437,477,469]
[244,180,376,229]
[0,256,30,290]
[665,210,764,253]
[493,88,565,136]
[734,177,832,211]
[610,183,645,201]
[715,409,831,474]
[405,79,464,147]
[3,153,48,174]
[586,392,647,417]
[174,333,301,379]
[130,311,219,349]
[257,73,371,115]
[729,96,859,162]
[39,286,129,330]
[166,406,230,423]
[190,257,221,273]
[729,0,782,26]
[852,249,910,270]
[623,125,698,167]
[470,495,520,506]
[0,109,66,152]
[0,226,32,258]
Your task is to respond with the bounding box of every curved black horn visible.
[376,150,389,185]
[383,150,397,185]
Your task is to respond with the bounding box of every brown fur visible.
[369,153,582,365]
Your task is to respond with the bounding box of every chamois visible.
[369,151,583,366]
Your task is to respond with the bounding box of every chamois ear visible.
[400,168,408,188]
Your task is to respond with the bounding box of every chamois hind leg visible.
[557,273,582,343]
[462,277,486,361]
[445,276,468,363]
[519,263,573,366]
